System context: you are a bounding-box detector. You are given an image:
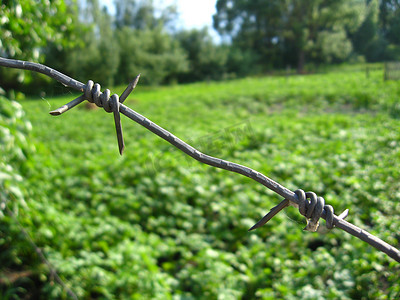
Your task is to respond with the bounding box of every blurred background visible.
[1,0,400,299]
[1,0,400,94]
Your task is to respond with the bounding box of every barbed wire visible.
[1,57,399,265]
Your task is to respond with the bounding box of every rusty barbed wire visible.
[1,57,399,264]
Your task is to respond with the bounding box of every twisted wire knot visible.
[294,189,335,231]
[84,80,119,113]
[249,188,349,233]
[50,75,140,155]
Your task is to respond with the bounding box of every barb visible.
[1,57,399,263]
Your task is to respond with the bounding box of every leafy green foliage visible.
[175,28,229,82]
[62,3,119,87]
[0,96,34,212]
[0,96,41,298]
[116,27,189,85]
[2,69,400,298]
[0,0,83,95]
[0,0,80,61]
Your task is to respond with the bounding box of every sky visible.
[100,0,218,32]
[164,0,217,30]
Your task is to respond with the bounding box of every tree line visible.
[214,0,400,72]
[0,0,399,95]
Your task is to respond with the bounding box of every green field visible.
[2,69,400,299]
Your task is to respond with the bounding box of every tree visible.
[284,0,365,70]
[351,0,387,62]
[111,0,189,85]
[176,28,229,82]
[116,27,188,85]
[379,0,400,40]
[114,0,178,31]
[213,0,286,70]
[64,0,120,87]
[379,0,400,59]
[0,0,81,61]
[0,0,82,92]
[213,0,365,72]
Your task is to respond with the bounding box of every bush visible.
[0,96,40,297]
[116,27,189,85]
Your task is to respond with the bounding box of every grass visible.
[2,68,400,299]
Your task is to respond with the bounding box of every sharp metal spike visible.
[120,74,141,103]
[49,94,86,115]
[110,94,125,155]
[338,209,349,220]
[248,199,289,231]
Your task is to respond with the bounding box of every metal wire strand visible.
[0,57,399,263]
